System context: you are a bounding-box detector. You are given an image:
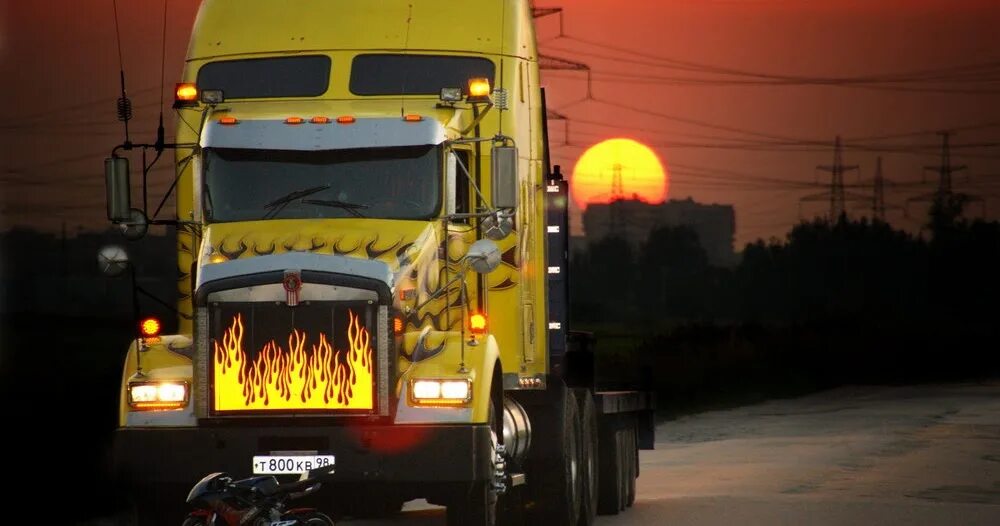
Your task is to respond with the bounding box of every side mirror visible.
[465,239,501,274]
[105,156,132,222]
[491,144,518,210]
[97,245,130,277]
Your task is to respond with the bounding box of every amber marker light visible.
[403,114,424,122]
[140,317,161,338]
[470,313,487,334]
[394,316,404,335]
[218,117,239,126]
[310,116,331,124]
[468,78,491,98]
[337,116,356,124]
[285,116,304,125]
[175,83,198,103]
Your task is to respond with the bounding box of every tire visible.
[596,424,622,515]
[341,495,405,518]
[447,481,497,526]
[625,425,637,507]
[290,511,336,525]
[616,432,627,512]
[526,384,582,526]
[447,395,500,526]
[573,389,598,526]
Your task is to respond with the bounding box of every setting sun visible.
[571,138,668,209]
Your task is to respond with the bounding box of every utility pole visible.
[799,136,866,222]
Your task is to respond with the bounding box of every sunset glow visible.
[571,138,668,209]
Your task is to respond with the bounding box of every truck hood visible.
[199,219,443,293]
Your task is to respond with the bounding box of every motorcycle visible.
[182,464,336,526]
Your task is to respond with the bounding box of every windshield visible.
[203,146,441,222]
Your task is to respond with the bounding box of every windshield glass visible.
[203,146,441,222]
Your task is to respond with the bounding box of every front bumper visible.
[113,423,493,487]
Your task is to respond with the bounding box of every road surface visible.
[350,382,1000,525]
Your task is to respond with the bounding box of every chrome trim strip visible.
[195,307,210,419]
[201,118,447,151]
[207,283,376,303]
[379,306,389,417]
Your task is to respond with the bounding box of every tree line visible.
[572,204,1000,412]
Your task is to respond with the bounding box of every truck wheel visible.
[447,482,497,526]
[616,432,627,511]
[573,389,598,526]
[527,385,582,526]
[447,396,500,526]
[626,426,637,507]
[596,425,623,515]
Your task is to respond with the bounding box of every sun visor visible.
[200,117,447,151]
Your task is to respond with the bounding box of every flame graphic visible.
[213,310,373,411]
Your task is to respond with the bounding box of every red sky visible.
[2,0,999,246]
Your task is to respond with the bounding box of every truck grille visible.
[199,298,386,416]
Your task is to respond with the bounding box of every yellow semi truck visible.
[103,1,654,524]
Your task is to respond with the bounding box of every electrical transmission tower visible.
[609,163,625,201]
[907,131,985,218]
[531,5,565,36]
[533,5,594,99]
[850,156,902,222]
[872,157,887,220]
[799,136,867,222]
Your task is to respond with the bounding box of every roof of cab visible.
[188,0,536,62]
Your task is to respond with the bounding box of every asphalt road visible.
[346,382,1000,525]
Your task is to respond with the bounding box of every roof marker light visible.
[468,78,491,100]
[285,117,304,125]
[337,116,356,124]
[218,117,239,126]
[403,114,423,122]
[175,83,197,102]
[310,116,330,124]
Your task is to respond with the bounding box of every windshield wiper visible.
[263,185,330,219]
[302,199,369,218]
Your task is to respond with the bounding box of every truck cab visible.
[106,1,652,524]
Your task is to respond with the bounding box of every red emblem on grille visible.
[283,270,302,307]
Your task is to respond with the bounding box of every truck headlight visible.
[128,381,189,411]
[409,379,472,405]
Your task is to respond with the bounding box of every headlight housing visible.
[409,379,472,406]
[127,381,189,411]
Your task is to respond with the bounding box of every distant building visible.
[582,197,737,267]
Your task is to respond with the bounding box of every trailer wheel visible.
[573,389,598,526]
[596,424,623,515]
[526,384,582,526]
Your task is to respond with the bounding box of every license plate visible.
[252,454,335,475]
